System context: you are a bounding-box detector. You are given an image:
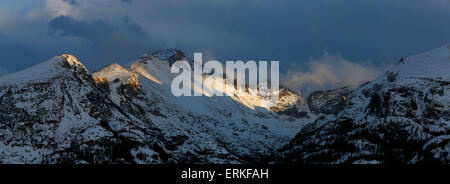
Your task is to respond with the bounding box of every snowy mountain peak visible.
[143,49,190,66]
[383,43,450,82]
[0,54,89,85]
[152,49,187,61]
[93,63,131,82]
[61,54,88,72]
[92,63,140,90]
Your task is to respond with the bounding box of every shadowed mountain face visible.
[307,86,355,115]
[281,44,450,164]
[0,44,448,164]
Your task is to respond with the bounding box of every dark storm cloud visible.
[0,0,449,82]
[49,15,147,41]
[114,0,450,70]
[49,15,160,68]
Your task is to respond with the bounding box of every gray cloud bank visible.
[0,0,449,92]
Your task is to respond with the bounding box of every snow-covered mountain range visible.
[0,49,316,163]
[0,44,448,164]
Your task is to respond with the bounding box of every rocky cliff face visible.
[307,86,355,115]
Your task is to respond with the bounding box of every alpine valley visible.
[0,44,449,164]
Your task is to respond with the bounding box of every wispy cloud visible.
[282,52,391,95]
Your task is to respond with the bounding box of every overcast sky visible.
[0,0,449,92]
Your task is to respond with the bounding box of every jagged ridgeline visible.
[0,49,319,164]
[0,44,448,164]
